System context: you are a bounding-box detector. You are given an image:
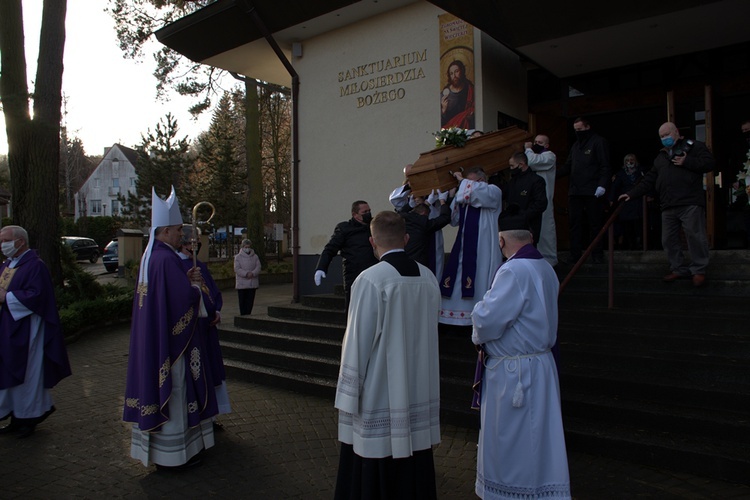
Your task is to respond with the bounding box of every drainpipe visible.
[238,0,301,303]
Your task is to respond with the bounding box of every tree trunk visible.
[245,80,265,267]
[0,0,66,284]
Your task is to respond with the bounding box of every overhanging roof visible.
[429,0,750,77]
[156,0,750,81]
[155,0,418,85]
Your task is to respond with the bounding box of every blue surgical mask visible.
[661,136,675,148]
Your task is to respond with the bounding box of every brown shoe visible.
[692,274,707,287]
[663,272,687,282]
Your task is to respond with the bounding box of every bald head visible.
[534,135,549,148]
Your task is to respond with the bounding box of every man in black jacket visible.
[314,200,379,307]
[619,122,715,287]
[501,152,548,248]
[557,117,611,263]
[401,198,452,271]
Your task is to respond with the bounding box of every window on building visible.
[130,177,136,187]
[91,199,102,215]
[94,178,101,188]
[111,200,120,215]
[113,178,119,188]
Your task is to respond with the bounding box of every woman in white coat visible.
[234,239,261,315]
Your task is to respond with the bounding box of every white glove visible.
[595,186,606,198]
[426,189,439,205]
[438,189,449,202]
[314,270,326,286]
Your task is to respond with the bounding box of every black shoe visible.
[16,425,36,438]
[0,417,19,435]
[213,421,224,432]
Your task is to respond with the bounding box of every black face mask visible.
[575,129,592,141]
[531,143,545,154]
[361,212,373,224]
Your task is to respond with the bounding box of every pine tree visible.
[120,113,192,227]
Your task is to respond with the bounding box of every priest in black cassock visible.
[334,210,442,499]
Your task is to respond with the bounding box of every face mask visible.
[361,212,373,224]
[243,248,252,254]
[510,168,521,178]
[575,129,591,141]
[661,136,675,148]
[531,144,545,154]
[2,240,18,258]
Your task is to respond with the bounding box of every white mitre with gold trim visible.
[151,186,183,228]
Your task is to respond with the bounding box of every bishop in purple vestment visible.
[124,187,218,468]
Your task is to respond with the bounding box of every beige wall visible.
[293,1,528,260]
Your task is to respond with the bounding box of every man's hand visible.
[314,270,326,286]
[618,194,630,202]
[672,154,686,166]
[451,170,464,182]
[595,186,606,198]
[438,189,449,202]
[210,311,221,326]
[187,267,203,287]
[524,141,532,149]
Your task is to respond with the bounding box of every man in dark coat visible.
[557,117,611,263]
[500,152,548,247]
[314,200,379,308]
[619,122,715,287]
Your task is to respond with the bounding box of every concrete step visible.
[222,340,340,379]
[563,416,749,485]
[224,358,336,399]
[267,303,347,325]
[232,314,345,341]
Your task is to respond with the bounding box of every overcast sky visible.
[0,1,234,156]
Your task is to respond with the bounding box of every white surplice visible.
[335,260,441,459]
[472,253,571,499]
[439,179,502,325]
[525,147,558,266]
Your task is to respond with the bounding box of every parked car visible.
[102,240,118,273]
[62,236,100,263]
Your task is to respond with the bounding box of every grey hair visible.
[4,225,29,245]
[241,239,252,246]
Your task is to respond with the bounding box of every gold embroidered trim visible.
[125,398,139,409]
[189,347,201,381]
[187,401,199,414]
[137,282,148,309]
[158,358,171,388]
[0,266,17,290]
[172,307,194,336]
[141,404,159,416]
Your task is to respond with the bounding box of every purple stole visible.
[441,204,481,298]
[0,250,71,390]
[471,244,543,410]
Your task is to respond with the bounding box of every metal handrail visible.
[559,201,626,308]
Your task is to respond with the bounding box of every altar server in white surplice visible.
[471,215,570,500]
[440,166,502,326]
[334,210,441,499]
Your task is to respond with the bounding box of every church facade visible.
[157,0,750,299]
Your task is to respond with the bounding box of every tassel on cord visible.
[512,358,524,408]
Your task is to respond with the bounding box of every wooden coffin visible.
[408,126,533,196]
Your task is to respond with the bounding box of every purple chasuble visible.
[471,244,543,410]
[181,258,226,385]
[441,204,481,298]
[0,250,71,390]
[123,241,218,431]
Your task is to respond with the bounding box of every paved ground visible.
[2,280,748,498]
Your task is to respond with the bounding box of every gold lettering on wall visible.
[337,50,428,108]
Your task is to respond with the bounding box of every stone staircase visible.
[217,249,750,484]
